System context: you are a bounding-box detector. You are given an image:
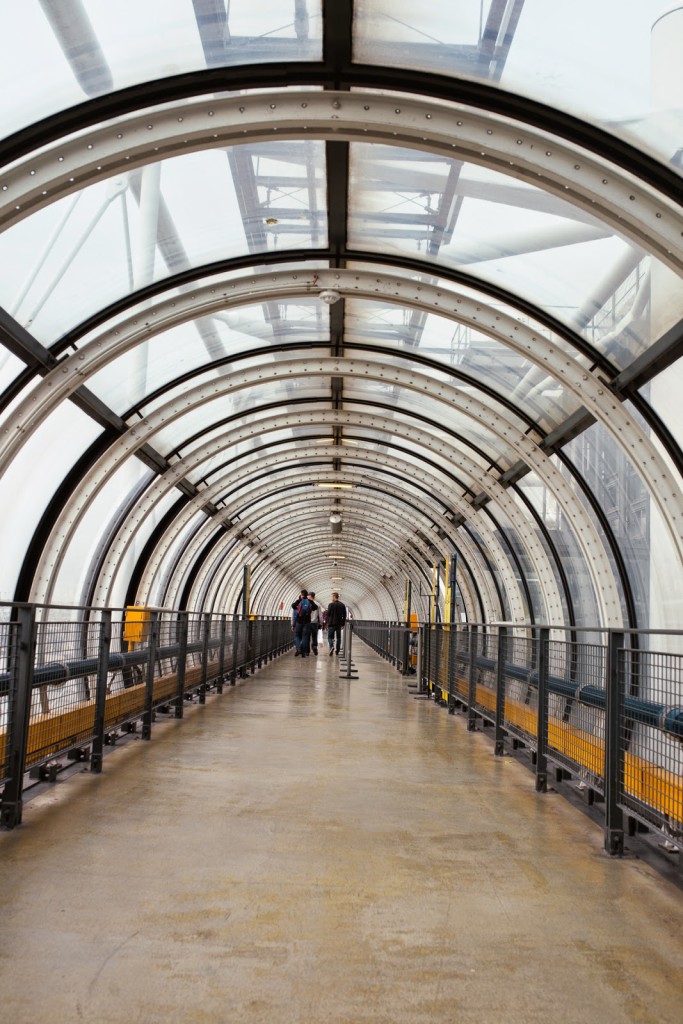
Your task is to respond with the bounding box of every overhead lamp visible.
[317,483,352,489]
[331,577,344,581]
[329,513,342,534]
[319,288,341,305]
[326,554,345,559]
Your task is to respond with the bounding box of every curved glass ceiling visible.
[354,0,683,172]
[0,0,323,140]
[0,0,680,630]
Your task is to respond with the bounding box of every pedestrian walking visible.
[326,591,347,655]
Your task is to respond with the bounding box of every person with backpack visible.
[291,589,306,656]
[326,591,347,655]
[307,591,324,656]
[293,590,314,658]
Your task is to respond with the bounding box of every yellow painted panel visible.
[123,606,150,644]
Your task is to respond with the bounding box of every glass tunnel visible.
[0,0,681,634]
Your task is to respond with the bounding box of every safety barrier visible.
[0,604,292,828]
[355,621,683,858]
[352,621,415,674]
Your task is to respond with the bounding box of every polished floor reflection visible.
[1,643,682,1024]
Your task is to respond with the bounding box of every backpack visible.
[296,597,313,624]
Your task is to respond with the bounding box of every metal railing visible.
[0,604,292,828]
[355,620,683,858]
[353,620,415,675]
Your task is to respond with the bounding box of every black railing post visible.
[91,610,112,774]
[433,624,440,699]
[447,624,456,714]
[468,625,478,731]
[247,615,255,675]
[416,625,425,693]
[232,617,240,683]
[535,627,550,792]
[604,629,625,856]
[216,615,226,692]
[199,612,210,703]
[494,627,507,755]
[0,606,36,829]
[141,611,159,740]
[174,611,189,718]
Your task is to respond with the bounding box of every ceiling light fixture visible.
[319,288,341,305]
[317,483,352,489]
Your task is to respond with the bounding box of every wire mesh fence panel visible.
[208,616,224,675]
[470,628,498,722]
[437,628,450,694]
[25,618,100,770]
[425,627,438,688]
[453,627,471,701]
[152,612,181,705]
[104,616,146,730]
[503,632,538,745]
[618,647,683,847]
[252,620,267,664]
[546,640,606,791]
[187,614,204,672]
[0,619,19,786]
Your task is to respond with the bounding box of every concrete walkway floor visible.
[1,643,682,1024]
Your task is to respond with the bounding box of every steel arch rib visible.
[1,90,680,271]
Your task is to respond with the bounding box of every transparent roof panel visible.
[0,402,101,602]
[344,298,582,431]
[0,141,326,344]
[348,143,671,369]
[85,300,331,414]
[341,378,521,469]
[353,0,683,173]
[146,377,331,455]
[514,472,599,628]
[642,365,683,455]
[0,0,323,142]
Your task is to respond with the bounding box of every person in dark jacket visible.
[291,588,308,657]
[326,592,347,655]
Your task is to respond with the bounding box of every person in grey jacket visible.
[307,591,324,656]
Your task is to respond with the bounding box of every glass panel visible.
[200,429,336,486]
[515,472,599,628]
[0,404,101,602]
[0,142,327,343]
[0,351,27,405]
[146,378,331,454]
[146,511,208,607]
[86,299,331,414]
[463,523,509,621]
[0,1,322,141]
[345,297,582,430]
[354,0,683,172]
[643,362,683,454]
[342,377,523,469]
[562,420,663,628]
[106,487,180,609]
[348,144,674,364]
[486,504,543,622]
[49,457,153,607]
[340,401,494,474]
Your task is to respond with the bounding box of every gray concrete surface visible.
[1,642,682,1023]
